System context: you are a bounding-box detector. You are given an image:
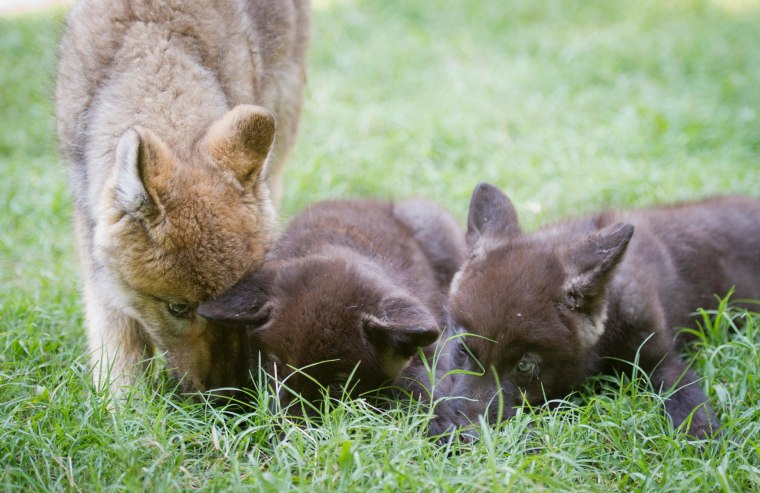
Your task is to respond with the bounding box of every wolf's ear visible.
[564,223,634,309]
[206,104,275,187]
[363,297,441,359]
[114,126,175,215]
[466,182,521,248]
[197,269,274,329]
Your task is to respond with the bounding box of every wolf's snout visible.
[429,401,479,443]
[429,381,520,444]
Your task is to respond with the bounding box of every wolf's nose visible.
[428,402,480,444]
[429,416,479,445]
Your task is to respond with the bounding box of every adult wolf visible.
[56,0,309,396]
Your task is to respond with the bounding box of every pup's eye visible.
[458,340,477,360]
[326,376,350,398]
[457,340,468,355]
[516,358,536,375]
[167,302,194,319]
[328,380,345,393]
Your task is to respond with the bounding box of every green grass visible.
[2,0,759,490]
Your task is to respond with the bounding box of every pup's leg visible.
[75,210,154,395]
[615,284,721,439]
[263,155,285,208]
[651,355,720,439]
[83,279,154,395]
[243,0,310,207]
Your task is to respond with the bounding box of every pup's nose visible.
[428,402,479,444]
[429,417,479,445]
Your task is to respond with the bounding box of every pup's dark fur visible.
[433,183,760,439]
[198,199,465,406]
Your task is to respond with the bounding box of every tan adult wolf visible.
[55,0,309,396]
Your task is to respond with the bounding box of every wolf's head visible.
[196,253,441,409]
[94,105,277,394]
[430,183,633,438]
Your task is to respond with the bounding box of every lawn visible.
[1,0,759,491]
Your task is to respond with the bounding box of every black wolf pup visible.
[198,199,466,407]
[433,183,760,439]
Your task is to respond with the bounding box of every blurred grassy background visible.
[1,0,759,490]
[284,0,760,227]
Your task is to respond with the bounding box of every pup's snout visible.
[429,417,479,444]
[428,401,479,444]
[429,388,520,444]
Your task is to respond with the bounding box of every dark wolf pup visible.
[433,183,760,439]
[197,199,466,407]
[56,0,309,395]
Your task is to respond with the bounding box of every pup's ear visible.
[564,223,634,309]
[113,126,176,216]
[466,182,521,248]
[206,104,275,187]
[197,268,274,328]
[363,297,441,358]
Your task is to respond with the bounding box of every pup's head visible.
[430,183,633,438]
[94,104,277,394]
[197,254,441,408]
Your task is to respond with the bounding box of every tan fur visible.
[56,0,309,395]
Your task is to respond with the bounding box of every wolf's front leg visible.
[83,280,154,395]
[651,356,720,439]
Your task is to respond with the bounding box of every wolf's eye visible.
[458,340,477,360]
[325,375,349,398]
[516,358,536,375]
[328,380,346,394]
[167,302,194,319]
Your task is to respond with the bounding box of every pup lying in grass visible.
[198,199,466,409]
[432,183,760,440]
